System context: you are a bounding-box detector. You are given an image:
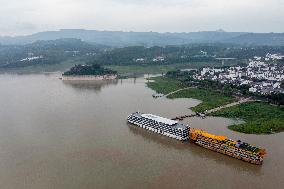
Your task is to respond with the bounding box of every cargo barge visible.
[190,129,266,165]
[127,112,266,165]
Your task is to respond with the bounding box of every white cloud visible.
[0,0,283,36]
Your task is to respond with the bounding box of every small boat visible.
[152,93,163,98]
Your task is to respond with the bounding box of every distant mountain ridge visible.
[1,29,283,46]
[0,38,104,68]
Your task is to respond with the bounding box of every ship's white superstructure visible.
[127,112,189,141]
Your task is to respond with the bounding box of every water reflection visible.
[62,79,119,92]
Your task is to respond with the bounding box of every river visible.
[0,73,283,189]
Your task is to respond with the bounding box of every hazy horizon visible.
[0,0,283,36]
[1,28,284,38]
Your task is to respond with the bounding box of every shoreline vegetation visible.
[147,75,284,134]
[210,102,284,134]
[168,88,235,112]
[147,76,236,112]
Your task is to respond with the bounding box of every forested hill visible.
[1,29,284,46]
[225,33,284,46]
[1,41,284,69]
[63,64,117,76]
[0,38,106,68]
[90,45,284,65]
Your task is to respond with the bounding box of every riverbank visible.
[210,102,284,134]
[147,76,236,112]
[147,77,185,94]
[147,75,284,134]
[168,88,236,112]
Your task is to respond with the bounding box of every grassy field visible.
[168,88,235,112]
[211,102,284,134]
[146,76,185,94]
[147,76,235,112]
[147,76,284,134]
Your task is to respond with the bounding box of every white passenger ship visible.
[127,112,189,141]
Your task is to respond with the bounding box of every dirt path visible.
[204,98,255,115]
[172,98,256,120]
[160,87,257,120]
[163,87,196,97]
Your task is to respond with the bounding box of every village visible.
[193,54,284,95]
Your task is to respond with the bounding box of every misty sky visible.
[0,0,283,36]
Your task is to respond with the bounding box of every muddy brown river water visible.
[0,74,283,189]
